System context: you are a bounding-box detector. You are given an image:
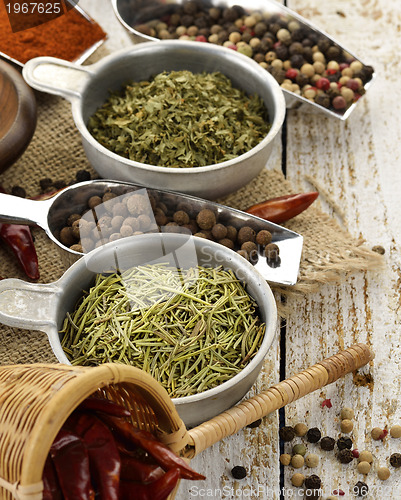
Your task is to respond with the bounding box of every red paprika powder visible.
[0,2,106,65]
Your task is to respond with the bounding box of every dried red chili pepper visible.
[120,455,164,483]
[50,429,95,500]
[102,415,205,480]
[72,412,121,500]
[245,192,319,224]
[42,456,62,500]
[0,185,39,280]
[79,396,131,418]
[119,467,181,500]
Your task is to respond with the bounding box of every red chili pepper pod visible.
[102,415,205,481]
[42,456,62,500]
[120,455,164,483]
[70,412,121,500]
[50,429,95,500]
[0,185,39,280]
[246,192,319,224]
[119,467,181,500]
[79,396,132,418]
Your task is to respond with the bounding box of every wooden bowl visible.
[0,59,37,173]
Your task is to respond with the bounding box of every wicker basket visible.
[0,343,373,500]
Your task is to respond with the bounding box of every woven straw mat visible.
[0,88,383,365]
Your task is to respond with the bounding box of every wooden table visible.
[78,1,401,497]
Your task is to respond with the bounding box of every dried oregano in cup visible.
[87,70,271,168]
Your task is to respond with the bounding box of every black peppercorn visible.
[75,169,91,182]
[317,37,331,53]
[353,481,368,497]
[39,177,53,192]
[279,425,296,442]
[320,436,335,451]
[326,45,341,61]
[291,28,306,42]
[231,466,247,479]
[337,448,354,464]
[390,453,401,468]
[289,54,304,69]
[247,418,262,429]
[306,427,321,443]
[315,94,331,109]
[304,474,321,489]
[274,44,288,60]
[11,185,26,198]
[337,436,353,450]
[53,180,67,190]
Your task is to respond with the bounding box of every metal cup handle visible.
[22,57,93,101]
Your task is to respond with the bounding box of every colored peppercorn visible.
[337,437,353,450]
[353,481,368,497]
[390,453,401,468]
[292,443,307,456]
[340,419,354,433]
[247,418,262,429]
[337,448,354,464]
[357,461,371,474]
[306,427,321,443]
[294,423,308,437]
[231,466,247,479]
[279,426,296,442]
[390,425,401,438]
[377,466,390,480]
[304,474,321,489]
[320,436,335,451]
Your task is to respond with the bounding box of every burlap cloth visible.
[0,72,383,365]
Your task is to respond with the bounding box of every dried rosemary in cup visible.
[87,70,271,168]
[60,263,266,397]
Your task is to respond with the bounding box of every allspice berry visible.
[390,425,401,438]
[294,423,308,437]
[377,466,390,480]
[255,229,272,246]
[196,209,216,230]
[211,223,227,240]
[341,419,354,433]
[237,226,256,245]
[279,453,291,466]
[291,473,305,487]
[340,407,355,420]
[357,461,371,474]
[291,454,305,469]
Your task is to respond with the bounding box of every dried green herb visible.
[60,264,266,397]
[87,70,271,168]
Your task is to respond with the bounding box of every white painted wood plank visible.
[284,0,401,497]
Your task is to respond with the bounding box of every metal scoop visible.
[0,179,303,285]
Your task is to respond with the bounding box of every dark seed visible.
[306,427,321,443]
[337,436,353,450]
[279,426,296,442]
[231,466,247,479]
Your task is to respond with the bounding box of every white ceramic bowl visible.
[0,233,277,427]
[22,40,286,200]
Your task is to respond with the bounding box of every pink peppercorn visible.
[339,62,349,71]
[352,449,360,458]
[333,490,345,496]
[332,95,347,110]
[316,77,330,91]
[285,68,298,80]
[195,35,207,42]
[346,79,360,91]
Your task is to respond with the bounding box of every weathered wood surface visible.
[81,1,401,498]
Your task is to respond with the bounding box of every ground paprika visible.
[0,2,106,64]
